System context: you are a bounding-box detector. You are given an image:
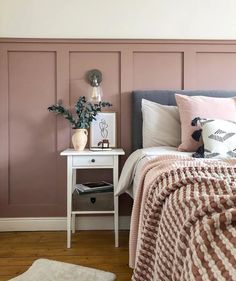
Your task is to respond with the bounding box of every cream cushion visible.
[142,99,181,148]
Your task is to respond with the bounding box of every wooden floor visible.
[0,230,133,281]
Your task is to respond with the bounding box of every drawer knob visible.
[91,159,95,163]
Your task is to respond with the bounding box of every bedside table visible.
[60,148,125,248]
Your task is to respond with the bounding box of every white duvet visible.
[116,146,192,198]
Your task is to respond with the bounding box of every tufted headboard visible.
[132,90,236,151]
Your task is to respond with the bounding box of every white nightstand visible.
[60,148,125,248]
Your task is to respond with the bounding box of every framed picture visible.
[90,112,116,149]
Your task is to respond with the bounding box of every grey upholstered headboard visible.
[132,90,236,151]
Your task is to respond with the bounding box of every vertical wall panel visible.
[196,52,236,89]
[133,52,184,90]
[69,52,121,146]
[8,52,58,206]
[0,50,9,209]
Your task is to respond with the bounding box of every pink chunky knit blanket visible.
[130,155,236,281]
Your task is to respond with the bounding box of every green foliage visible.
[48,96,112,129]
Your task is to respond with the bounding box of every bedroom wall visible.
[1,1,236,223]
[1,0,236,39]
[1,39,236,218]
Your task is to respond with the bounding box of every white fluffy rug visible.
[9,259,116,281]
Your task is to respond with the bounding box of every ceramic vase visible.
[72,129,88,151]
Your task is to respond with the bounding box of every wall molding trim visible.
[2,38,236,44]
[0,216,130,232]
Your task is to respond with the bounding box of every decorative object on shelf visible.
[71,128,88,151]
[48,96,112,151]
[87,69,103,103]
[90,112,116,149]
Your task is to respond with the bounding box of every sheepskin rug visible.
[9,259,116,281]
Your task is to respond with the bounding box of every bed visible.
[117,90,236,281]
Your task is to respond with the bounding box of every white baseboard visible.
[0,216,130,232]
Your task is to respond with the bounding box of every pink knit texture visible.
[130,155,236,281]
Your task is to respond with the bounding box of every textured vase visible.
[72,129,88,151]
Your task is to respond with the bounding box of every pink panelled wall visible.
[1,39,236,217]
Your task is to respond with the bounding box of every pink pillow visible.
[175,94,236,152]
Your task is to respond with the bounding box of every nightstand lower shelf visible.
[71,210,115,215]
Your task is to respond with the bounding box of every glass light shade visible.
[89,85,103,103]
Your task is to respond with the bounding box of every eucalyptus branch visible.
[48,97,112,129]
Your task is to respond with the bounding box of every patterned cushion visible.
[192,118,236,158]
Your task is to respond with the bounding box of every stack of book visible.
[74,181,113,195]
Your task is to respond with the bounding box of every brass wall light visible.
[87,69,103,103]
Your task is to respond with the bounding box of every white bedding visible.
[116,146,192,198]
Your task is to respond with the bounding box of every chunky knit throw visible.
[130,155,236,281]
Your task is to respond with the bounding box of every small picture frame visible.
[90,112,116,149]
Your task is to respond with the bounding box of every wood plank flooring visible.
[0,230,132,281]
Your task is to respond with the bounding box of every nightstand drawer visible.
[72,155,113,167]
[73,191,114,211]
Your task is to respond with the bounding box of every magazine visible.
[75,181,113,195]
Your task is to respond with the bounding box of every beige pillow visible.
[142,99,181,148]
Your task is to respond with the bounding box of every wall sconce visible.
[87,69,103,103]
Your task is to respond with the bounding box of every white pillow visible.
[200,118,236,158]
[142,99,181,148]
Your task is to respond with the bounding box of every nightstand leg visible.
[72,169,76,234]
[72,214,76,234]
[67,156,72,248]
[114,156,119,247]
[67,215,71,248]
[114,195,119,247]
